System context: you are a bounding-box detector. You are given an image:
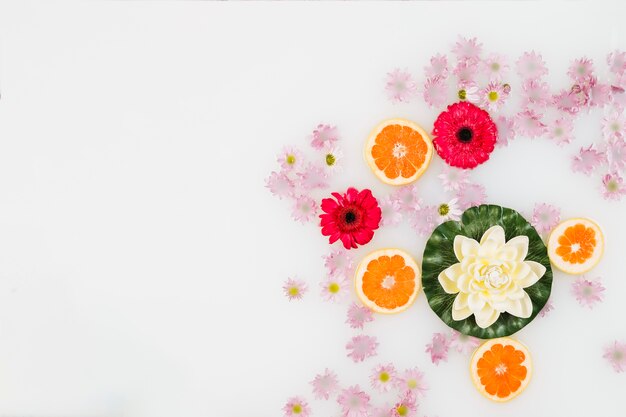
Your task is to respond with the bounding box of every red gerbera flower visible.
[432,101,498,169]
[320,187,382,250]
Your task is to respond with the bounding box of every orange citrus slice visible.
[547,218,604,275]
[354,248,421,314]
[470,338,532,402]
[365,119,433,186]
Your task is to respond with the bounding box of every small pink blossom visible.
[292,195,317,223]
[391,390,418,417]
[423,76,448,108]
[266,171,295,200]
[386,68,417,103]
[453,57,479,82]
[514,109,547,138]
[426,332,450,365]
[323,249,354,278]
[310,124,339,150]
[449,330,481,355]
[571,276,605,308]
[521,79,551,108]
[601,138,626,171]
[495,115,515,147]
[438,166,470,192]
[283,277,308,301]
[337,385,371,417]
[531,203,561,235]
[516,51,548,80]
[457,80,480,104]
[452,36,482,60]
[297,164,329,190]
[603,340,626,373]
[553,89,582,114]
[410,205,438,236]
[568,57,595,82]
[456,182,487,210]
[320,274,350,303]
[607,50,626,75]
[310,368,339,400]
[602,111,625,140]
[379,195,403,227]
[589,80,612,107]
[392,185,422,213]
[346,335,379,363]
[539,299,554,318]
[346,303,374,330]
[277,146,304,171]
[283,396,311,417]
[571,145,606,175]
[424,54,449,79]
[394,367,428,397]
[370,363,397,393]
[482,53,509,81]
[602,171,626,201]
[480,81,509,112]
[546,116,574,146]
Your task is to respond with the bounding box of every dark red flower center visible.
[337,206,363,231]
[456,127,473,143]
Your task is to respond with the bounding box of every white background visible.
[0,1,625,416]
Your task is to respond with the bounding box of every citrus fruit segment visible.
[547,218,604,275]
[365,119,433,186]
[354,248,421,314]
[470,338,532,402]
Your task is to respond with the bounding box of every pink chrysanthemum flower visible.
[425,333,450,366]
[379,195,403,227]
[571,145,606,175]
[539,299,554,318]
[482,53,509,81]
[436,198,462,223]
[438,166,470,192]
[320,274,350,303]
[452,36,482,60]
[516,51,548,80]
[546,116,575,146]
[370,363,397,393]
[568,57,595,81]
[424,54,449,79]
[602,111,626,140]
[310,368,340,400]
[386,68,417,103]
[612,78,626,110]
[480,81,509,112]
[571,277,605,308]
[521,79,551,108]
[346,335,379,363]
[553,89,582,115]
[449,330,481,355]
[423,76,448,108]
[456,182,487,210]
[346,303,374,330]
[283,277,308,301]
[394,367,428,397]
[321,144,344,176]
[589,80,612,107]
[310,124,339,150]
[531,203,561,235]
[283,396,311,417]
[391,390,418,417]
[495,115,516,147]
[603,340,626,373]
[297,164,329,190]
[292,196,317,223]
[602,171,626,201]
[392,185,422,213]
[266,171,296,200]
[278,146,304,171]
[601,138,626,171]
[514,109,547,138]
[337,385,371,417]
[323,248,354,278]
[457,80,481,104]
[410,205,438,236]
[607,50,626,75]
[453,58,479,82]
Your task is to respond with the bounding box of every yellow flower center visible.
[379,372,390,382]
[396,405,408,416]
[407,379,417,389]
[458,89,467,100]
[292,404,302,414]
[438,203,450,216]
[325,153,336,166]
[288,287,299,296]
[329,282,340,294]
[286,154,296,165]
[488,91,499,102]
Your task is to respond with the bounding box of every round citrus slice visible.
[470,337,532,402]
[354,248,421,314]
[547,218,604,275]
[365,119,433,186]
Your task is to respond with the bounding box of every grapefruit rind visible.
[547,217,604,275]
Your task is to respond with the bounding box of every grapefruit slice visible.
[354,248,421,314]
[547,218,604,275]
[365,119,433,186]
[470,338,532,402]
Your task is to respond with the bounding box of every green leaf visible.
[421,204,553,339]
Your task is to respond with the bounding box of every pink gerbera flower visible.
[539,299,554,318]
[571,145,606,175]
[310,368,340,400]
[346,335,379,363]
[424,54,449,79]
[603,340,626,373]
[456,182,487,210]
[480,81,509,112]
[531,203,561,235]
[514,109,547,138]
[292,195,317,223]
[438,166,470,192]
[425,333,450,365]
[278,146,304,171]
[546,116,574,146]
[457,80,481,104]
[266,171,295,200]
[379,195,403,227]
[516,51,548,80]
[495,115,516,147]
[392,185,422,213]
[449,330,481,355]
[337,385,371,417]
[482,53,509,81]
[391,390,418,417]
[607,50,626,75]
[346,303,374,330]
[310,124,339,150]
[568,57,595,81]
[521,79,551,108]
[410,205,438,236]
[370,363,397,393]
[452,36,482,60]
[319,187,382,250]
[602,171,626,201]
[602,111,626,140]
[394,367,428,397]
[297,164,329,190]
[386,68,417,103]
[571,276,605,308]
[320,274,350,303]
[423,76,448,108]
[283,396,311,417]
[283,277,308,301]
[323,248,354,278]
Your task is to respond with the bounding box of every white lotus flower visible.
[438,225,546,328]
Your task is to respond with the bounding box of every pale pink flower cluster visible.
[425,332,451,365]
[531,203,561,235]
[571,276,605,309]
[603,340,626,373]
[346,335,379,363]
